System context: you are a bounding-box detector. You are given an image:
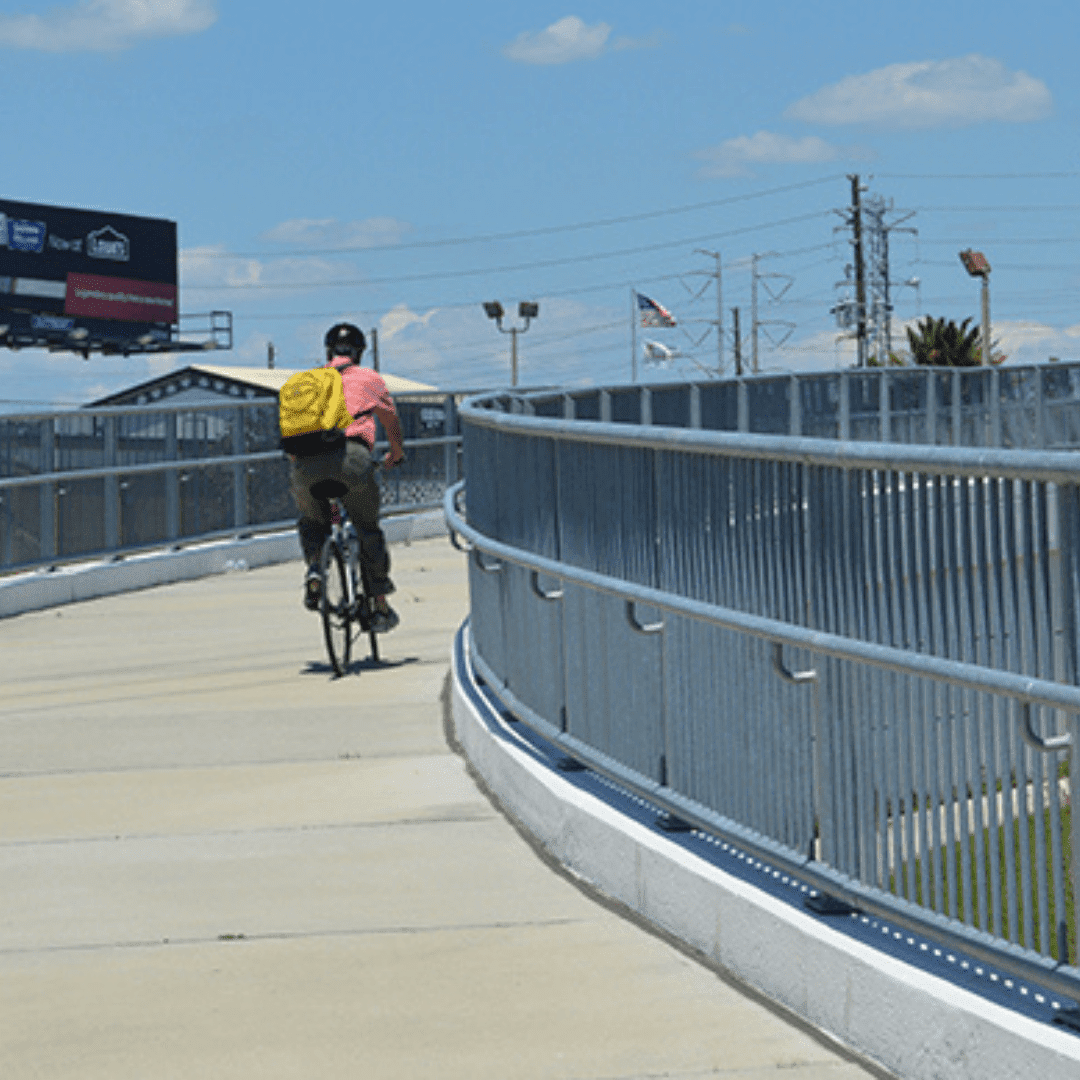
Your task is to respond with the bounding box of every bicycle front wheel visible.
[320,537,352,677]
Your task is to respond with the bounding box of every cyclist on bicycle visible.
[289,323,405,631]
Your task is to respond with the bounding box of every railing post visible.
[838,371,850,440]
[990,366,1002,446]
[1072,714,1080,962]
[103,416,119,550]
[737,379,749,432]
[925,368,937,445]
[165,411,180,541]
[880,368,891,443]
[952,369,962,446]
[599,390,612,423]
[640,387,652,426]
[443,394,459,489]
[689,384,702,429]
[789,375,801,436]
[562,393,575,420]
[39,418,56,561]
[1,480,11,568]
[231,407,247,529]
[1035,367,1047,449]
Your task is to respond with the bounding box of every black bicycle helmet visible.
[324,322,366,360]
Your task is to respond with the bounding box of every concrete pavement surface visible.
[0,537,885,1079]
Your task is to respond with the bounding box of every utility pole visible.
[850,174,867,367]
[732,307,742,376]
[751,254,759,374]
[267,342,275,369]
[370,327,380,372]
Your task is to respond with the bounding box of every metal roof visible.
[87,362,438,406]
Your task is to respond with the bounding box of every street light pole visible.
[483,301,539,387]
[960,249,992,366]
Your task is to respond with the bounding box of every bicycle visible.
[311,479,380,676]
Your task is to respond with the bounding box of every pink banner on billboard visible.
[64,272,177,323]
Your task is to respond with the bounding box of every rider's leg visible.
[340,441,393,598]
[289,452,338,607]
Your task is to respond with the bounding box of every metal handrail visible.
[446,481,1080,1003]
[446,482,1080,716]
[459,401,1080,486]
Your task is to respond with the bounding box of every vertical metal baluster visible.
[958,474,987,932]
[885,470,908,898]
[896,470,918,901]
[933,473,960,920]
[851,467,875,884]
[1015,482,1038,949]
[996,478,1020,944]
[975,476,1003,938]
[1043,481,1070,962]
[1030,482,1054,955]
[909,471,934,910]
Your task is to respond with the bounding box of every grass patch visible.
[893,805,1076,963]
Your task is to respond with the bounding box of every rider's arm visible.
[375,406,406,466]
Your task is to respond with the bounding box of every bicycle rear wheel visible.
[358,564,380,664]
[320,537,352,676]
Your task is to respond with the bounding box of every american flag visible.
[636,292,676,328]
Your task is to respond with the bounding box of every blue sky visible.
[1,1,1078,408]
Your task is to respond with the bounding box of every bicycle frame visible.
[320,497,379,675]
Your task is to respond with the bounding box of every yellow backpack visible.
[278,366,356,456]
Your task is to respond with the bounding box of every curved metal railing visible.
[451,374,1080,1006]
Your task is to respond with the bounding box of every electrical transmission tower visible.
[863,194,916,363]
[832,175,917,366]
[751,253,795,372]
[675,250,725,377]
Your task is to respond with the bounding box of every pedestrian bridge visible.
[5,362,1080,1078]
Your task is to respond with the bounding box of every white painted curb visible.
[0,509,446,619]
[451,625,1080,1080]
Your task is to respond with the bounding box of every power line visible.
[184,212,835,293]
[197,174,846,260]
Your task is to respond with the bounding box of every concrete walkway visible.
[0,538,883,1080]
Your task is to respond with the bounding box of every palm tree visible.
[906,316,982,367]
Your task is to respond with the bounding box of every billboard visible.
[0,197,184,354]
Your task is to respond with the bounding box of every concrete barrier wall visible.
[449,624,1080,1080]
[0,510,446,619]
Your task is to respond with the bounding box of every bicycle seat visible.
[310,479,349,500]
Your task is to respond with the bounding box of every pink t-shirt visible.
[329,358,395,448]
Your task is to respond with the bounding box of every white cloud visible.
[0,0,217,52]
[260,217,412,249]
[785,55,1052,129]
[379,304,439,342]
[696,130,847,178]
[179,245,356,293]
[503,16,611,65]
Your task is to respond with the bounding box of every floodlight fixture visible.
[482,299,540,386]
[959,249,991,277]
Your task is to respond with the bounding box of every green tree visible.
[906,316,983,367]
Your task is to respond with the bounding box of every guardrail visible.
[451,373,1080,1010]
[0,393,463,572]
[524,361,1080,450]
